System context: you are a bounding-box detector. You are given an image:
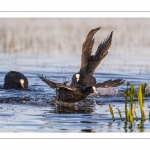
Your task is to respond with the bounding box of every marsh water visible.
[0,18,150,133]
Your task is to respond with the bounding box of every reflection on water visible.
[0,18,150,132]
[51,104,95,114]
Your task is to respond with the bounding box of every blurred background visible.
[0,18,150,74]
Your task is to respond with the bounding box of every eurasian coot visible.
[3,71,28,90]
[38,74,124,103]
[71,27,113,87]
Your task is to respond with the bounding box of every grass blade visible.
[138,84,146,121]
[117,108,123,121]
[109,104,115,121]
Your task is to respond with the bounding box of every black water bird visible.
[38,74,124,104]
[71,27,113,87]
[3,71,28,90]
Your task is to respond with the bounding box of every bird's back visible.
[58,88,86,103]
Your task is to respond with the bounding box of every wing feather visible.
[80,27,101,73]
[37,74,76,91]
[92,78,125,88]
[86,31,113,74]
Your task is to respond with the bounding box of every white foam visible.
[98,88,119,96]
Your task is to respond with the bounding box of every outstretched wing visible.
[86,31,113,74]
[80,27,101,73]
[92,78,125,88]
[37,74,76,91]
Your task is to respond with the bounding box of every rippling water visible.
[0,55,150,133]
[0,18,150,133]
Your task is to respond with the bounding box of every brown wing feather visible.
[86,31,113,74]
[38,74,57,88]
[80,27,101,73]
[93,78,125,88]
[37,74,76,91]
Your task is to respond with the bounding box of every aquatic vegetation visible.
[137,83,146,121]
[109,104,115,121]
[109,82,147,123]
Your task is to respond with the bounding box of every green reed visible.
[137,84,146,121]
[109,82,147,123]
[109,104,115,121]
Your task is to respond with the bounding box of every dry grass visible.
[1,18,150,73]
[0,18,150,57]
